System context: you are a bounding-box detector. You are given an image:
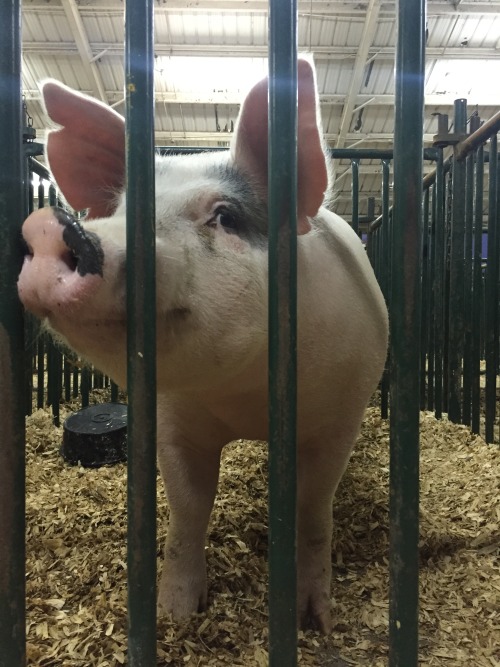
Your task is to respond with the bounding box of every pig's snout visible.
[18,207,104,319]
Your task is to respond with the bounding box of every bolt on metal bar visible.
[125,0,158,663]
[268,0,298,664]
[389,0,425,664]
[0,0,26,664]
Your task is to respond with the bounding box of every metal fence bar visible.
[433,149,445,419]
[351,158,360,236]
[0,0,26,664]
[268,0,298,664]
[471,143,484,435]
[485,134,498,443]
[447,99,468,423]
[462,150,475,425]
[389,0,425,664]
[125,0,158,663]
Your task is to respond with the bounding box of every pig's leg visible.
[296,426,359,633]
[156,434,222,619]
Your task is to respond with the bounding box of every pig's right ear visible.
[231,60,329,236]
[42,80,125,219]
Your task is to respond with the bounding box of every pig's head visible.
[18,59,330,391]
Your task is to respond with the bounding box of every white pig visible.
[18,60,388,632]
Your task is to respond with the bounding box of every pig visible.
[18,59,388,633]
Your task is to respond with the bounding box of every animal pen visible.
[0,0,499,666]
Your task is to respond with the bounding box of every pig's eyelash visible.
[205,205,239,234]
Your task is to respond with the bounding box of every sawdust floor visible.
[25,393,499,666]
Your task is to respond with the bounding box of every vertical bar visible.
[427,182,437,411]
[37,333,45,408]
[351,158,360,236]
[81,365,90,407]
[420,188,430,409]
[433,151,445,418]
[380,160,391,419]
[485,135,498,443]
[268,0,298,665]
[471,144,484,435]
[0,0,26,663]
[447,99,468,423]
[125,0,157,664]
[462,150,475,425]
[389,0,424,664]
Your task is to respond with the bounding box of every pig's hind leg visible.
[296,426,359,633]
[156,426,223,620]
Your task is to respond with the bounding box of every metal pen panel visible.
[268,0,298,664]
[389,0,425,664]
[0,0,26,664]
[125,0,158,663]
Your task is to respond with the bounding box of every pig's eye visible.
[207,206,239,234]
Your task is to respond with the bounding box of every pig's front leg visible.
[297,430,357,633]
[156,422,223,620]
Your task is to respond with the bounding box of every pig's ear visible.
[42,80,125,219]
[231,59,328,235]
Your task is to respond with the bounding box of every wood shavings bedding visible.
[25,394,499,666]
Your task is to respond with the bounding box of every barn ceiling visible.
[21,0,500,220]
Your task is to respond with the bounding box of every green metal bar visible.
[111,381,119,403]
[447,99,468,423]
[0,0,26,663]
[380,159,391,420]
[427,181,437,411]
[351,159,360,236]
[125,0,157,663]
[432,163,446,419]
[46,185,62,426]
[268,0,298,664]
[471,144,484,435]
[81,366,90,408]
[420,188,430,409]
[389,0,424,664]
[37,333,45,408]
[484,135,498,443]
[462,151,475,425]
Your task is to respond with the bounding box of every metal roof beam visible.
[24,90,500,109]
[22,1,500,17]
[60,0,107,102]
[22,41,500,61]
[335,0,381,149]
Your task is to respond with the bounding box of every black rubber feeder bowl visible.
[61,403,127,468]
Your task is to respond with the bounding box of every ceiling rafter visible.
[60,0,107,102]
[335,0,381,149]
[23,90,500,109]
[22,0,500,16]
[21,42,500,61]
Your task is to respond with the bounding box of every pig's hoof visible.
[298,594,333,634]
[157,582,208,621]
